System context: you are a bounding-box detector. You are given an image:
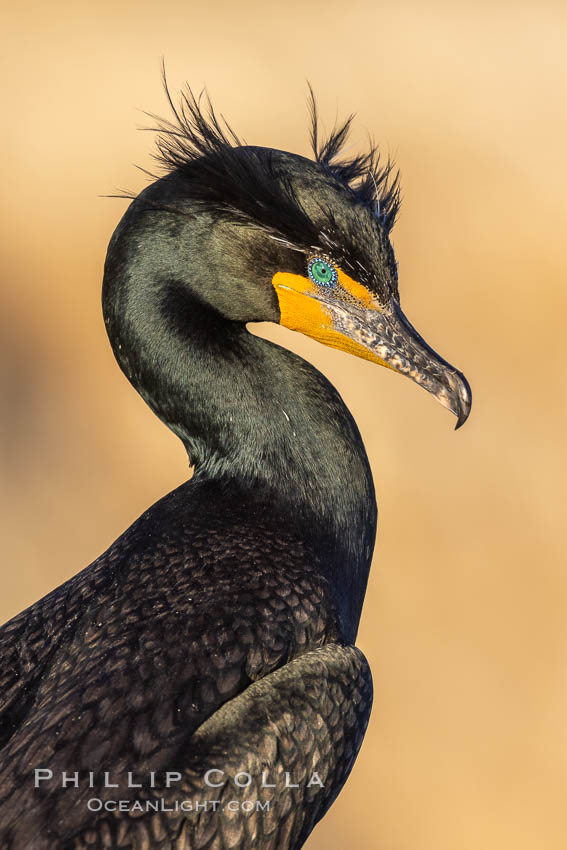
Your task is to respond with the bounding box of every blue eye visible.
[307,257,338,287]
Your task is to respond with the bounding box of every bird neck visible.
[103,233,377,642]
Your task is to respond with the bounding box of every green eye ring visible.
[307,257,338,288]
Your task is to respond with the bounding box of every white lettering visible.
[204,769,224,788]
[62,772,79,788]
[127,772,142,788]
[34,769,53,787]
[284,772,299,788]
[261,770,276,788]
[307,772,324,788]
[165,772,181,787]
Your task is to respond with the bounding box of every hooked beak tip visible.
[430,367,471,430]
[387,299,472,430]
[452,371,472,430]
[455,412,468,431]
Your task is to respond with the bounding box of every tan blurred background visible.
[1,0,566,847]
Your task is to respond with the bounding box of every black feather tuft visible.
[148,68,400,237]
[307,84,400,230]
[150,64,243,169]
[141,65,324,250]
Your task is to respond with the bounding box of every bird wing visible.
[0,482,362,849]
[3,644,372,850]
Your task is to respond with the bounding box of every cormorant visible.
[0,83,471,850]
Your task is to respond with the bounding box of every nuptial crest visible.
[143,67,400,235]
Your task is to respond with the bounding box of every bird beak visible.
[327,296,472,429]
[272,270,471,428]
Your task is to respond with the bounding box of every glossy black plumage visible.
[0,480,372,849]
[0,83,470,849]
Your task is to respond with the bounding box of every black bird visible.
[0,84,471,850]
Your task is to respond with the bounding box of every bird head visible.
[111,81,471,430]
